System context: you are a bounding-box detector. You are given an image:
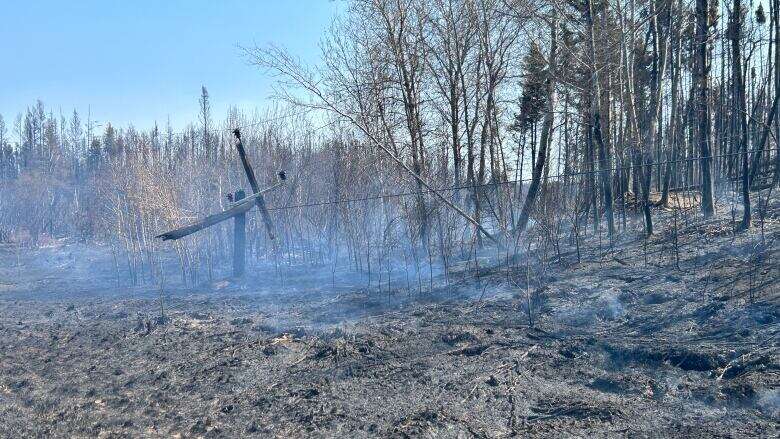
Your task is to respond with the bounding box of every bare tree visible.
[696,0,716,217]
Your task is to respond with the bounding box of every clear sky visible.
[0,0,340,133]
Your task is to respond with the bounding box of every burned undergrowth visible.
[1,202,779,438]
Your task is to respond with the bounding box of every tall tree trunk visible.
[696,0,716,217]
[638,0,668,235]
[585,0,615,237]
[513,16,557,237]
[731,0,751,229]
[749,92,779,185]
[768,0,780,186]
[660,10,683,206]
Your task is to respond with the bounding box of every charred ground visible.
[1,200,778,438]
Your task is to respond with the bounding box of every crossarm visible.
[156,200,255,241]
[156,183,284,241]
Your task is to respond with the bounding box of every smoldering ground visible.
[0,199,778,438]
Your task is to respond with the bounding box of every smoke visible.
[757,389,780,419]
[597,289,626,320]
[554,287,627,327]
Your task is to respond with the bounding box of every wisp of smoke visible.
[595,288,626,320]
[757,388,780,419]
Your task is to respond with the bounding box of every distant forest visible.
[1,0,779,286]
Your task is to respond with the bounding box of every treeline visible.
[1,0,779,287]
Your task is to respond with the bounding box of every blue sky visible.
[0,1,340,133]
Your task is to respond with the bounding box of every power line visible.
[265,147,780,212]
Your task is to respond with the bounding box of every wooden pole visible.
[233,129,277,240]
[156,181,283,241]
[157,200,254,241]
[233,189,246,277]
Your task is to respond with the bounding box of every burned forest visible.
[0,0,779,437]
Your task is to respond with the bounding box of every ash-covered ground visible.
[1,202,778,438]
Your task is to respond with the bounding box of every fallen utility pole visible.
[156,130,286,276]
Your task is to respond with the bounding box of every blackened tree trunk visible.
[514,16,557,237]
[696,0,716,217]
[660,2,683,207]
[731,0,751,230]
[769,0,780,186]
[585,0,615,237]
[638,0,668,236]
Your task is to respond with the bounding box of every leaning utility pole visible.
[157,129,285,277]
